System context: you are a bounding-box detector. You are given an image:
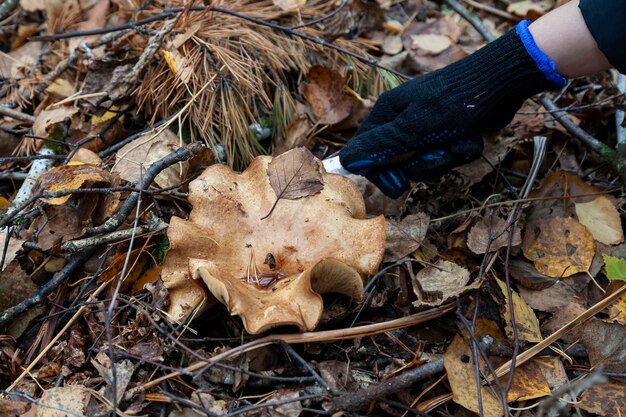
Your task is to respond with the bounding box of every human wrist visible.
[516,20,567,88]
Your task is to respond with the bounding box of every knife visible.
[322,155,352,176]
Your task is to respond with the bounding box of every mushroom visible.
[161,148,385,334]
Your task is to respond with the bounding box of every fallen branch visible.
[332,359,443,412]
[331,335,493,412]
[0,248,95,327]
[84,142,206,236]
[443,0,496,42]
[4,148,56,223]
[539,96,609,154]
[0,106,36,123]
[61,217,168,253]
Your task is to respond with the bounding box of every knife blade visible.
[322,155,352,176]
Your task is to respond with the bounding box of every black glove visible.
[340,21,567,198]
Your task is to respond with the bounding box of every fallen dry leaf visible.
[162,48,193,84]
[507,0,553,18]
[402,16,467,72]
[578,382,626,416]
[495,278,542,343]
[318,361,356,392]
[91,358,135,402]
[69,148,102,165]
[467,214,522,254]
[504,358,552,402]
[522,217,595,278]
[265,389,304,417]
[382,35,403,55]
[0,398,28,415]
[578,319,626,373]
[444,334,503,417]
[272,115,313,155]
[412,259,479,307]
[161,149,385,333]
[28,194,100,251]
[384,212,429,261]
[35,164,113,205]
[0,261,45,338]
[0,41,43,79]
[35,386,91,417]
[509,258,559,290]
[527,171,607,221]
[517,277,586,313]
[32,107,79,139]
[263,147,324,219]
[300,66,354,125]
[68,0,110,54]
[608,292,626,325]
[575,196,624,245]
[454,135,517,186]
[169,392,228,417]
[409,33,452,55]
[113,128,189,188]
[45,78,77,99]
[0,231,25,271]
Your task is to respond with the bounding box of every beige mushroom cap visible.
[162,152,386,333]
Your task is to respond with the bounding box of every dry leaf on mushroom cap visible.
[162,147,386,334]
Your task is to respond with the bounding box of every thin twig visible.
[290,0,349,29]
[84,142,206,236]
[461,0,514,20]
[443,0,496,42]
[540,96,609,154]
[281,341,335,394]
[0,249,94,327]
[332,336,493,412]
[0,106,36,122]
[132,303,455,395]
[61,218,168,253]
[3,148,56,225]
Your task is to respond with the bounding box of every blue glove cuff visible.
[516,20,567,88]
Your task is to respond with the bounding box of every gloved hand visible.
[340,20,567,198]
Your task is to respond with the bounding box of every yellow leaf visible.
[46,78,76,98]
[608,292,626,325]
[35,164,112,205]
[444,334,503,417]
[496,278,542,343]
[522,217,595,278]
[161,49,192,84]
[91,105,121,126]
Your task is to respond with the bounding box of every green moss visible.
[152,235,170,265]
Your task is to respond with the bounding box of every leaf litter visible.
[0,0,625,416]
